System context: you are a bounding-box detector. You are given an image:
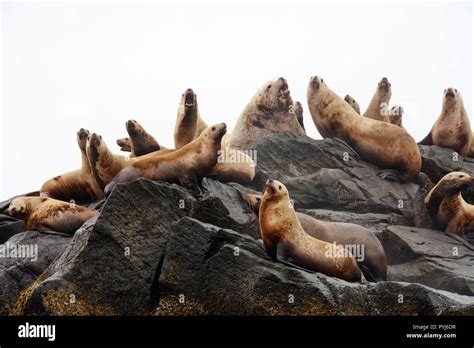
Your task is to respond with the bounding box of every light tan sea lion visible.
[290,101,305,132]
[418,88,471,157]
[259,179,362,282]
[40,129,104,204]
[307,75,421,183]
[6,196,98,234]
[344,95,360,114]
[244,193,387,281]
[174,88,208,149]
[104,123,227,195]
[229,77,305,150]
[362,77,392,122]
[389,105,404,128]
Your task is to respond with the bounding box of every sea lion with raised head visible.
[424,171,474,250]
[6,196,98,234]
[244,193,387,281]
[258,180,362,282]
[307,75,421,183]
[418,88,471,157]
[40,128,104,205]
[86,133,135,190]
[290,101,305,132]
[362,77,392,122]
[104,123,227,195]
[229,77,305,150]
[344,95,360,114]
[174,88,208,149]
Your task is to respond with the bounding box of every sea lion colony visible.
[4,75,473,282]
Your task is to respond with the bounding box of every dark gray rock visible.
[379,225,474,296]
[0,230,70,314]
[16,180,474,316]
[254,134,418,219]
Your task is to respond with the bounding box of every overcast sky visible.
[1,1,472,199]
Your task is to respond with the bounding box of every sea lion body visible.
[362,77,392,122]
[419,88,471,157]
[40,129,104,204]
[344,95,360,114]
[244,193,386,281]
[6,197,98,234]
[258,180,361,282]
[229,77,305,150]
[425,172,474,237]
[104,123,227,195]
[86,133,135,190]
[307,76,421,183]
[174,88,208,149]
[125,119,161,157]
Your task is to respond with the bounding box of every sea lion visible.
[104,123,227,195]
[229,77,305,150]
[208,148,255,185]
[244,193,387,281]
[40,128,104,205]
[117,137,132,152]
[307,75,421,183]
[389,105,404,128]
[258,179,362,282]
[362,77,392,122]
[6,197,98,234]
[344,95,360,114]
[86,133,135,190]
[290,101,305,132]
[418,88,471,157]
[424,171,474,250]
[174,88,208,149]
[124,119,161,157]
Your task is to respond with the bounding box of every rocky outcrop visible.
[1,134,474,316]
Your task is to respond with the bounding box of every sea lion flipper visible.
[418,130,433,145]
[377,169,405,182]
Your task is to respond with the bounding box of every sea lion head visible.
[344,95,360,114]
[201,123,227,146]
[377,77,391,94]
[126,119,143,136]
[180,88,198,113]
[289,101,303,117]
[6,197,30,219]
[389,105,404,126]
[262,179,289,203]
[76,128,90,151]
[439,172,474,193]
[242,193,262,215]
[307,76,327,94]
[442,87,462,111]
[256,77,293,111]
[86,133,107,164]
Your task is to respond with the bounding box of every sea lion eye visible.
[99,135,102,140]
[279,185,282,190]
[267,84,271,89]
[212,127,216,131]
[455,89,458,93]
[321,79,324,83]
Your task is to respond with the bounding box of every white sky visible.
[1,0,472,199]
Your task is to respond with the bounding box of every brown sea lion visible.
[362,77,392,122]
[389,105,404,127]
[244,193,387,281]
[307,75,421,183]
[40,128,104,205]
[258,179,362,282]
[124,119,161,157]
[174,88,208,149]
[86,133,135,190]
[104,123,227,195]
[6,197,98,234]
[209,148,255,185]
[344,95,360,114]
[290,101,305,132]
[229,77,305,150]
[117,137,132,152]
[424,171,474,250]
[418,88,471,157]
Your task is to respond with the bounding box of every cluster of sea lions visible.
[4,74,474,283]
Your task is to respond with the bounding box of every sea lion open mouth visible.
[185,90,195,107]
